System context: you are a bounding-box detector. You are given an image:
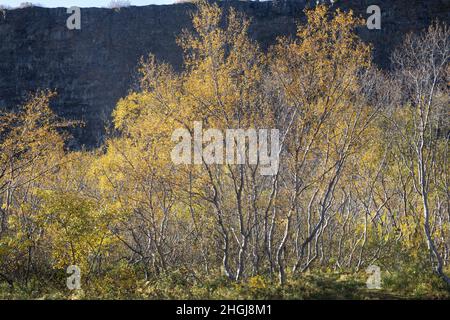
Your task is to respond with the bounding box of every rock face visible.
[0,0,449,147]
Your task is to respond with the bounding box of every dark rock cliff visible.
[0,0,449,147]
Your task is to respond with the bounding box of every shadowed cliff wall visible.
[0,0,449,147]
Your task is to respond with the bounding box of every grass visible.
[1,270,449,300]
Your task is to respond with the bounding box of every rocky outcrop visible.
[0,0,448,147]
